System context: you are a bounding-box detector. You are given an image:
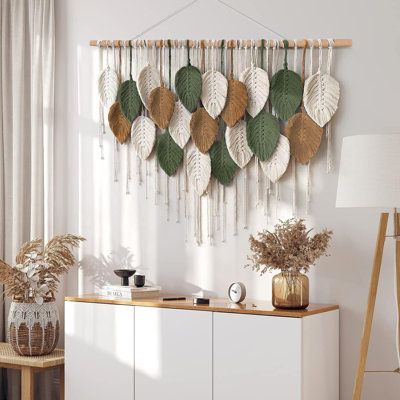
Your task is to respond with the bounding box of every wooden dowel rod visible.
[89,38,352,49]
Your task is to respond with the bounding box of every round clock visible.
[228,282,246,303]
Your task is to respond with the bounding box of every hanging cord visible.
[326,38,334,173]
[306,39,314,216]
[263,39,270,218]
[291,39,298,217]
[243,42,248,229]
[255,39,262,208]
[97,41,106,160]
[126,42,132,194]
[113,42,121,183]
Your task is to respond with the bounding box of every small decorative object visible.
[108,102,131,144]
[193,298,210,305]
[156,130,183,176]
[131,115,156,160]
[185,143,211,196]
[228,282,246,303]
[0,235,85,356]
[98,44,119,108]
[169,100,191,149]
[246,110,280,161]
[134,274,145,288]
[225,120,253,168]
[114,269,136,286]
[248,219,332,309]
[260,134,290,183]
[190,107,218,154]
[201,69,228,119]
[210,136,237,186]
[270,40,303,121]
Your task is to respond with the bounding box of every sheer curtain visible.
[0,0,55,398]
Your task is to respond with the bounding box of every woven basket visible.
[8,299,59,356]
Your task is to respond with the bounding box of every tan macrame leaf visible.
[260,134,290,183]
[186,142,211,196]
[285,111,323,164]
[303,72,340,127]
[98,66,119,108]
[131,115,156,160]
[137,64,161,110]
[190,108,218,154]
[221,79,248,127]
[239,65,269,117]
[108,102,131,144]
[169,101,191,149]
[225,120,253,168]
[148,86,175,129]
[201,70,228,118]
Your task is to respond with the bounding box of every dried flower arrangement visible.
[0,235,85,304]
[248,219,332,275]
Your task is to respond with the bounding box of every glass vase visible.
[272,271,309,310]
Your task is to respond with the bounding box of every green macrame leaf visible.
[210,137,237,186]
[118,79,142,122]
[270,69,303,120]
[156,131,184,176]
[246,110,280,161]
[175,64,202,112]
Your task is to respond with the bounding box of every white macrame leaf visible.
[186,143,211,195]
[169,101,191,149]
[303,72,340,127]
[225,120,253,168]
[98,66,119,108]
[201,70,228,118]
[260,134,290,183]
[131,116,156,160]
[137,64,161,110]
[239,66,269,117]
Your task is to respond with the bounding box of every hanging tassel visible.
[176,173,180,223]
[207,190,213,245]
[306,161,311,216]
[292,158,296,217]
[126,142,131,195]
[165,176,170,221]
[243,168,248,229]
[113,139,119,182]
[255,156,260,208]
[222,185,226,242]
[233,176,238,236]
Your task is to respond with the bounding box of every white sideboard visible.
[65,297,339,400]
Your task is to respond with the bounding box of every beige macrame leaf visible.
[225,120,253,168]
[169,101,191,149]
[148,86,175,129]
[98,66,119,108]
[108,102,131,144]
[137,64,161,110]
[221,79,248,127]
[201,70,228,118]
[131,115,156,160]
[190,108,218,154]
[285,111,323,164]
[303,72,340,127]
[186,142,211,196]
[239,65,269,117]
[260,134,290,182]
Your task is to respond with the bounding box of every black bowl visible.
[114,269,136,286]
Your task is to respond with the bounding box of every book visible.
[99,285,161,300]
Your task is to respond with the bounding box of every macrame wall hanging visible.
[93,38,350,245]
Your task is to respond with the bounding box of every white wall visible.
[55,0,400,398]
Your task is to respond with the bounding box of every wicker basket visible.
[8,299,60,356]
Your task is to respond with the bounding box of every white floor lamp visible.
[336,134,400,400]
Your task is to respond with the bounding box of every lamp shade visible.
[336,134,400,208]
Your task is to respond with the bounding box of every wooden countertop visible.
[65,294,338,318]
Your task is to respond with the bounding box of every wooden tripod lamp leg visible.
[352,213,388,400]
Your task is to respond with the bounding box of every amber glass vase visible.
[272,271,309,310]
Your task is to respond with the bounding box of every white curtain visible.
[0,0,55,398]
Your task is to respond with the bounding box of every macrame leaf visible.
[175,64,202,112]
[156,131,184,176]
[239,66,269,117]
[201,70,228,118]
[221,79,248,127]
[186,143,211,195]
[108,102,131,144]
[210,138,237,186]
[148,86,175,129]
[225,120,253,168]
[98,66,119,108]
[270,69,303,120]
[260,134,290,183]
[118,79,142,122]
[190,108,218,153]
[285,111,323,164]
[303,72,340,127]
[246,110,280,161]
[169,101,191,149]
[131,115,156,160]
[137,64,161,110]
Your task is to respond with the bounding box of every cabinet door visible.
[213,312,302,400]
[65,302,134,400]
[135,307,212,400]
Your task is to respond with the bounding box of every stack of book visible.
[99,285,161,300]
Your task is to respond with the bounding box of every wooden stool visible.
[0,342,64,400]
